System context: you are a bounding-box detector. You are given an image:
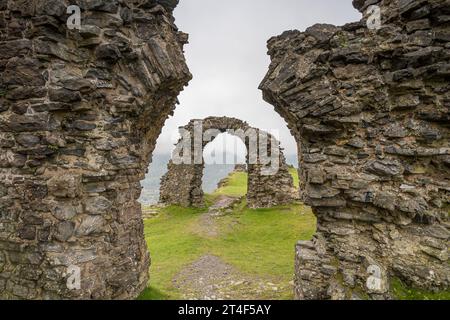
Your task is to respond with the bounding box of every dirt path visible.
[174,196,292,300]
[193,195,240,238]
[172,255,290,300]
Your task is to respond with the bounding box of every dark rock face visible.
[159,117,295,208]
[260,0,449,299]
[0,0,191,299]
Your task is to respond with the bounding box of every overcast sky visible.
[153,0,361,156]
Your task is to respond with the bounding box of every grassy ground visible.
[289,166,299,188]
[212,171,248,198]
[391,278,450,300]
[139,169,316,300]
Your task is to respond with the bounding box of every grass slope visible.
[139,169,316,300]
[212,171,248,198]
[289,166,299,188]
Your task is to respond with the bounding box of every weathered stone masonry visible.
[260,0,450,299]
[0,0,191,299]
[159,117,295,208]
[1,0,448,301]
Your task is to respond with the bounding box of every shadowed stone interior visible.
[159,116,296,208]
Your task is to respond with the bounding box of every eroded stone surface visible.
[159,117,296,208]
[0,0,191,299]
[260,0,450,299]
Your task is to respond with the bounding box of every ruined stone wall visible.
[160,117,295,208]
[0,0,191,299]
[260,0,450,299]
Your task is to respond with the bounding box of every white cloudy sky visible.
[153,0,361,156]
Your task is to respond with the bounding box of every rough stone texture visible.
[159,117,295,208]
[233,164,247,172]
[0,0,191,299]
[260,0,450,299]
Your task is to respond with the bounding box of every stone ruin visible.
[0,0,190,299]
[233,164,247,172]
[159,116,295,208]
[0,0,448,300]
[260,0,450,299]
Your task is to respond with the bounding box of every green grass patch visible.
[211,204,315,277]
[138,287,170,300]
[289,167,300,189]
[140,205,208,300]
[209,204,316,300]
[139,169,316,300]
[212,172,248,198]
[391,278,450,300]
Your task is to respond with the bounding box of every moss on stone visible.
[391,278,450,300]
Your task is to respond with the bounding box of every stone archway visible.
[159,117,295,209]
[260,0,449,299]
[0,0,448,301]
[0,0,190,299]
